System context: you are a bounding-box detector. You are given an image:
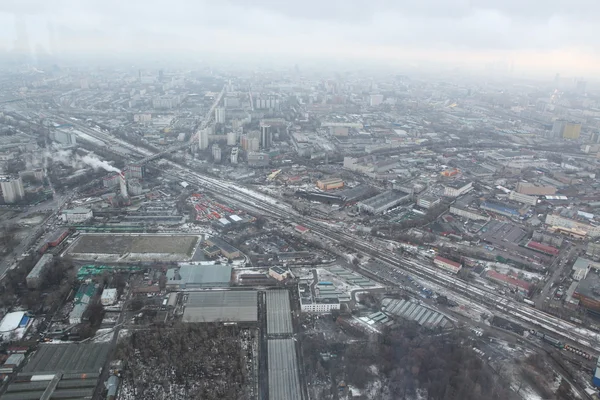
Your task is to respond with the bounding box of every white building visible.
[127,179,143,196]
[230,147,239,164]
[369,94,384,106]
[215,107,226,124]
[417,195,441,209]
[449,206,489,221]
[546,214,600,238]
[227,131,237,146]
[198,128,210,150]
[0,177,24,204]
[508,191,538,206]
[100,288,118,306]
[62,207,93,223]
[269,266,293,281]
[212,144,222,162]
[443,181,473,198]
[300,299,341,313]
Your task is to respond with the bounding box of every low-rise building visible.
[204,237,241,259]
[449,206,489,221]
[317,178,344,191]
[443,181,472,198]
[572,257,595,281]
[26,254,54,289]
[100,288,118,306]
[546,214,600,238]
[358,190,411,214]
[508,191,538,206]
[62,207,93,223]
[480,201,521,218]
[515,182,556,196]
[433,256,462,274]
[417,195,440,209]
[486,270,531,296]
[269,266,293,281]
[247,152,270,167]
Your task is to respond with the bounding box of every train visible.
[523,298,535,307]
[534,330,564,349]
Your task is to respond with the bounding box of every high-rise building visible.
[248,138,260,152]
[552,120,566,138]
[227,131,237,146]
[230,148,239,164]
[260,124,272,149]
[215,107,226,124]
[212,144,222,162]
[563,122,582,140]
[240,134,249,151]
[198,128,210,150]
[0,176,24,204]
[369,94,384,106]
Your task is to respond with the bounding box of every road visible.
[535,242,578,308]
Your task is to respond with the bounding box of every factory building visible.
[26,254,54,289]
[247,152,270,167]
[0,176,24,204]
[433,256,462,274]
[480,201,521,218]
[103,173,120,188]
[204,237,241,259]
[443,181,472,198]
[62,207,93,223]
[515,182,556,196]
[127,179,143,196]
[358,190,411,214]
[166,264,232,290]
[417,195,441,209]
[317,178,344,191]
[124,164,144,179]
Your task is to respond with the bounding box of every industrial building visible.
[572,257,595,281]
[102,173,120,188]
[443,181,472,197]
[298,283,341,313]
[433,256,462,274]
[62,207,93,223]
[182,291,257,323]
[526,241,560,256]
[316,178,344,191]
[26,254,54,289]
[0,311,31,341]
[124,164,144,179]
[358,190,411,214]
[266,290,294,334]
[0,176,24,204]
[417,195,441,209]
[382,298,450,329]
[166,264,232,290]
[508,190,538,206]
[1,343,110,400]
[127,178,143,195]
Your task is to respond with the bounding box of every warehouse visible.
[317,178,344,191]
[443,181,473,197]
[61,207,93,223]
[166,264,232,290]
[268,339,302,400]
[266,290,294,335]
[2,343,110,400]
[480,201,522,218]
[526,241,560,256]
[449,206,489,221]
[26,254,54,289]
[100,288,118,306]
[486,270,531,296]
[182,291,257,323]
[358,190,411,214]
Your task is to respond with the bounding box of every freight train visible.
[533,330,564,349]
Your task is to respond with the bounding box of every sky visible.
[0,0,598,77]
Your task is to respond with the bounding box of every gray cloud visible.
[0,0,598,76]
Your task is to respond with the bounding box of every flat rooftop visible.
[166,264,232,287]
[182,291,257,323]
[575,270,600,301]
[266,290,293,335]
[268,339,302,400]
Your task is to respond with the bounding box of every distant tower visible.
[158,69,164,81]
[212,144,222,162]
[227,131,237,146]
[260,124,272,149]
[119,172,128,199]
[215,107,226,124]
[198,128,210,150]
[230,147,239,164]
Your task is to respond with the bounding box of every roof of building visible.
[574,270,600,301]
[0,312,26,333]
[445,180,471,189]
[62,207,92,214]
[295,225,308,232]
[434,256,461,268]
[527,241,560,256]
[205,237,239,254]
[270,266,287,275]
[182,291,257,323]
[47,229,68,243]
[486,270,531,291]
[27,254,54,280]
[266,290,293,335]
[166,264,232,286]
[573,257,594,272]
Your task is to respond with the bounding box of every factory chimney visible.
[119,172,128,198]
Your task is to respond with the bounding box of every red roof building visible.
[486,270,531,294]
[526,241,560,256]
[433,256,462,274]
[295,225,309,234]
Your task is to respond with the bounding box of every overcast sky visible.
[0,0,598,77]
